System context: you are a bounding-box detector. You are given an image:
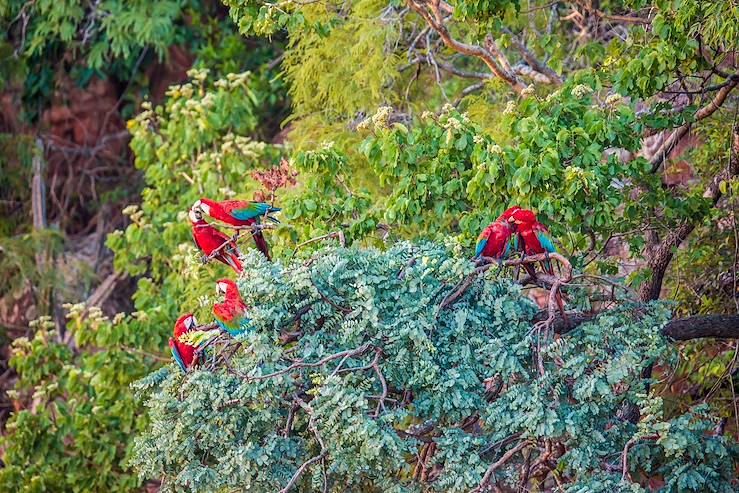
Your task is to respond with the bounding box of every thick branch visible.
[640,123,739,301]
[649,79,737,173]
[472,440,531,493]
[662,314,739,340]
[241,344,374,381]
[552,311,739,340]
[407,0,527,94]
[503,29,562,85]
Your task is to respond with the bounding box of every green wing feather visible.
[178,329,220,347]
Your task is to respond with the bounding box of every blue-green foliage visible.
[131,242,738,492]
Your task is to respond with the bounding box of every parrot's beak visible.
[508,216,516,223]
[216,282,226,296]
[185,315,197,330]
[188,208,200,222]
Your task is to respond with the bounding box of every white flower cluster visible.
[86,306,109,325]
[521,85,535,97]
[220,133,265,158]
[545,90,560,102]
[503,101,517,115]
[372,106,394,128]
[215,72,252,89]
[572,84,593,98]
[356,117,372,132]
[488,144,504,156]
[187,68,210,83]
[444,117,463,131]
[62,302,87,319]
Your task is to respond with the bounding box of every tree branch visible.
[552,311,739,340]
[502,28,562,85]
[640,123,739,301]
[472,440,531,493]
[406,0,527,94]
[649,79,737,173]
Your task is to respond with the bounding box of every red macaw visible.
[474,206,521,260]
[189,208,243,274]
[508,209,557,274]
[509,208,567,323]
[169,313,201,372]
[213,279,251,336]
[192,199,280,260]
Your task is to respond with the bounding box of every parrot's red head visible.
[496,206,521,222]
[174,313,197,337]
[509,208,537,225]
[215,279,239,297]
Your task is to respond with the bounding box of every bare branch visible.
[640,123,739,300]
[472,440,532,493]
[291,230,346,259]
[621,434,659,481]
[502,29,562,85]
[278,398,327,493]
[239,343,374,382]
[406,0,527,94]
[649,79,737,173]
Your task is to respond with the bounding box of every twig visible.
[240,344,374,382]
[438,253,572,311]
[278,398,327,493]
[310,274,353,313]
[472,440,531,493]
[621,434,659,482]
[371,349,388,417]
[291,231,346,259]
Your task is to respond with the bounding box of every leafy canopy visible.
[132,243,738,492]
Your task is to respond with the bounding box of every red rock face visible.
[42,76,127,155]
[147,45,195,103]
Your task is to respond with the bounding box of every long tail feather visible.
[252,231,272,261]
[220,252,243,273]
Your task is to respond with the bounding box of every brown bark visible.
[551,311,739,340]
[639,123,739,301]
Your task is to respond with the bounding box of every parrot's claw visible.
[200,255,209,265]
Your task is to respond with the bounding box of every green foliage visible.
[0,69,285,490]
[131,243,738,492]
[5,0,739,490]
[0,315,144,492]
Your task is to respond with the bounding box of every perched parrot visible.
[169,313,201,372]
[192,199,280,260]
[509,208,567,323]
[508,209,557,274]
[213,279,252,337]
[189,208,243,274]
[474,206,521,260]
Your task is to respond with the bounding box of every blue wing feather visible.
[232,203,281,221]
[171,343,187,372]
[474,238,487,258]
[536,231,557,254]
